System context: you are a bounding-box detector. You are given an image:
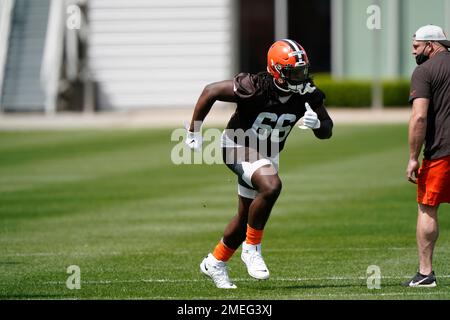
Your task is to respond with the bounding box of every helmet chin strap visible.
[287,83,304,93]
[273,78,291,93]
[273,78,316,95]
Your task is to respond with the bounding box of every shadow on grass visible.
[280,283,404,290]
[254,281,408,290]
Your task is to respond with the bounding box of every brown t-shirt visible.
[409,51,450,160]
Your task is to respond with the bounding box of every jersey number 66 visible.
[251,112,297,143]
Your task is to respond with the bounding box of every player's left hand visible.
[301,103,321,129]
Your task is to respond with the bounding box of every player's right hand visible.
[406,158,420,184]
[185,130,203,151]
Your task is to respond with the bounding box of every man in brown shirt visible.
[404,25,450,287]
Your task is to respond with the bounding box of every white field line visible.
[0,247,427,257]
[42,274,450,285]
[1,252,122,257]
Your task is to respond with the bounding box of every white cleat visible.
[241,243,270,280]
[200,253,237,289]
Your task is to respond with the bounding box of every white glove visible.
[185,130,202,151]
[298,102,321,129]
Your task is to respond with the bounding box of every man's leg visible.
[417,203,439,275]
[200,196,252,289]
[247,165,282,229]
[403,203,439,287]
[214,163,281,258]
[218,165,281,250]
[222,196,253,249]
[211,196,253,261]
[241,164,281,280]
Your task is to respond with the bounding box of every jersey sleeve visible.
[233,73,259,100]
[409,66,431,104]
[308,88,326,110]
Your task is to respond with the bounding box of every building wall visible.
[400,0,449,77]
[0,0,50,111]
[334,0,449,80]
[87,0,235,110]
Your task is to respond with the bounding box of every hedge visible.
[312,75,410,108]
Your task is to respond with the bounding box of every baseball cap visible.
[414,24,450,48]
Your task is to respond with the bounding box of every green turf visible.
[0,124,449,300]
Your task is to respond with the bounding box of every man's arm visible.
[312,104,333,139]
[406,97,429,184]
[188,80,236,132]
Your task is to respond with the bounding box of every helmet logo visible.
[288,50,305,64]
[274,63,282,72]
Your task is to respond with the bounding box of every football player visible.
[186,39,333,289]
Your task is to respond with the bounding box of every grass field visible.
[1,124,449,300]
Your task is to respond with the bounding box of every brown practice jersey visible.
[224,72,330,156]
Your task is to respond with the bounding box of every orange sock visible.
[245,224,264,245]
[212,240,236,262]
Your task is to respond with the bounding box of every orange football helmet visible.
[267,39,310,92]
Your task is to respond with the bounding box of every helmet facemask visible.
[281,64,310,92]
[272,63,310,93]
